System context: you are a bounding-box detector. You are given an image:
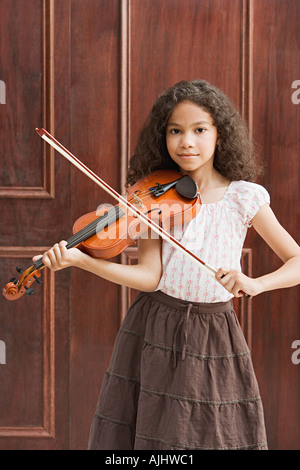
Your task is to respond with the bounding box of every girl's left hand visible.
[215,267,263,298]
[32,240,84,272]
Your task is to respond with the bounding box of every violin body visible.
[74,170,200,259]
[3,170,200,300]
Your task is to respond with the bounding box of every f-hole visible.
[145,208,162,219]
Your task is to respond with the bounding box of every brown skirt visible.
[88,290,268,450]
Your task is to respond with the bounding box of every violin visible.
[2,128,250,300]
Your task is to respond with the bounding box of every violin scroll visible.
[2,265,43,301]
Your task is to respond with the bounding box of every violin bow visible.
[36,128,218,279]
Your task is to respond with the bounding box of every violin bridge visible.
[132,192,144,208]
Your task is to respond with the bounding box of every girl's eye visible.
[168,127,206,135]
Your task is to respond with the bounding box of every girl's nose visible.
[180,132,195,148]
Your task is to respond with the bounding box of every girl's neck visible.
[181,167,230,204]
[181,167,228,191]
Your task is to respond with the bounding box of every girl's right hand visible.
[33,240,83,271]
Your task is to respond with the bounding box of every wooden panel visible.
[68,0,121,450]
[0,0,54,198]
[0,0,71,449]
[0,247,54,437]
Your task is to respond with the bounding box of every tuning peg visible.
[9,278,18,285]
[34,275,43,285]
[16,267,24,273]
[25,286,34,296]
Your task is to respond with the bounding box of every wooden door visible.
[0,0,121,449]
[0,0,299,450]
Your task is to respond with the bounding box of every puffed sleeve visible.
[233,181,270,227]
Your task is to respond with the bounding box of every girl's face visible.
[166,100,218,177]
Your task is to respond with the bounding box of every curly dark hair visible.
[126,80,262,187]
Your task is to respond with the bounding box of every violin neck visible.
[67,205,125,249]
[33,205,125,271]
[33,258,45,270]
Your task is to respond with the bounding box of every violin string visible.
[32,193,161,275]
[33,187,173,277]
[25,191,167,291]
[69,187,176,247]
[68,214,116,246]
[129,189,157,198]
[33,215,115,272]
[127,191,159,203]
[67,206,125,247]
[67,190,164,248]
[128,179,182,199]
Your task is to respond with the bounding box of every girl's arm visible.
[35,236,163,292]
[216,204,300,297]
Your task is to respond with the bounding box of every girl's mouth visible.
[178,154,198,159]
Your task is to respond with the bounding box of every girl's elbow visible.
[142,271,162,292]
[143,279,161,292]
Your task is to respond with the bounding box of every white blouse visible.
[156,180,270,303]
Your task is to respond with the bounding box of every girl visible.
[37,80,300,450]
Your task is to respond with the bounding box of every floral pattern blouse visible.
[156,180,270,302]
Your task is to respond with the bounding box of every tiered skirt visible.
[88,290,267,450]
